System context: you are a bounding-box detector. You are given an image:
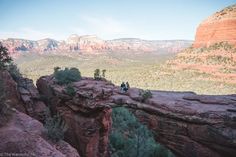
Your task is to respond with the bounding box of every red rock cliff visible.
[193,4,236,48]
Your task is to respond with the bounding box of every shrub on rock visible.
[44,108,67,142]
[65,84,76,96]
[54,67,81,85]
[139,90,152,102]
[94,68,106,80]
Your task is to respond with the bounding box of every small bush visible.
[54,67,81,85]
[65,84,76,96]
[44,108,67,142]
[139,90,152,102]
[94,69,106,80]
[102,69,106,78]
[94,69,101,80]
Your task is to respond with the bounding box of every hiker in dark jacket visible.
[124,82,130,92]
[120,82,126,92]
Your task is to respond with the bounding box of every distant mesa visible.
[193,4,236,48]
[0,35,192,57]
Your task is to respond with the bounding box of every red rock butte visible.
[193,4,236,48]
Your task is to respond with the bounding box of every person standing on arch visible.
[120,82,126,92]
[126,82,130,90]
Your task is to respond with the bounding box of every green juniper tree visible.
[94,69,101,80]
[0,43,12,70]
[109,107,174,157]
[54,67,81,85]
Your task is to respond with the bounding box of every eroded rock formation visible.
[0,70,46,122]
[193,4,236,48]
[37,75,236,157]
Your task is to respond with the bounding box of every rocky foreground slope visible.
[0,35,192,57]
[193,4,236,48]
[0,110,80,157]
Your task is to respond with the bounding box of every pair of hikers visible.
[120,82,130,92]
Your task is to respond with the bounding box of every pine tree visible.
[0,43,12,70]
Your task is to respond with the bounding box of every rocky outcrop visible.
[37,76,236,157]
[0,70,26,113]
[17,77,47,122]
[193,4,236,48]
[0,109,80,157]
[37,76,112,157]
[0,70,46,122]
[0,35,192,57]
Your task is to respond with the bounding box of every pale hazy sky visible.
[0,0,235,40]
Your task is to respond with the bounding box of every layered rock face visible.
[0,35,192,57]
[37,76,236,157]
[0,70,46,122]
[193,4,236,48]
